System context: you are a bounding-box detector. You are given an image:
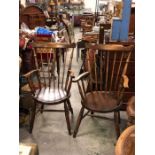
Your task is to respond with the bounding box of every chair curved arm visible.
[22,69,39,79]
[72,72,90,82]
[122,75,129,88]
[22,69,40,94]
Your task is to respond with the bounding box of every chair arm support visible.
[122,75,129,88]
[21,69,40,95]
[72,72,90,82]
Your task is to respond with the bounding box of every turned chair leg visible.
[64,102,71,135]
[67,99,73,115]
[114,111,121,139]
[29,100,37,133]
[73,107,85,138]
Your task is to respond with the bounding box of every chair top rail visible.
[86,44,134,52]
[31,42,76,48]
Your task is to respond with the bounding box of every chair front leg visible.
[67,99,73,115]
[73,106,85,138]
[64,102,71,135]
[29,100,37,133]
[114,111,121,139]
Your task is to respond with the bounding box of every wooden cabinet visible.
[20,5,46,29]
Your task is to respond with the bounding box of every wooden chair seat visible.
[84,91,120,112]
[34,87,69,104]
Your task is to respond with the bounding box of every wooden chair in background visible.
[80,15,95,34]
[62,18,75,44]
[73,44,134,138]
[23,42,75,135]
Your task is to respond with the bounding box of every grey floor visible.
[19,28,128,155]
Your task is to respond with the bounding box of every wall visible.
[83,0,96,12]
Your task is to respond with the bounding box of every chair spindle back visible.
[78,44,134,101]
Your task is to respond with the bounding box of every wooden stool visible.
[115,125,135,155]
[127,96,135,126]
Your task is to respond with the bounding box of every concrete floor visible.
[19,28,128,155]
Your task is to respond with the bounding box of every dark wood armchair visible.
[72,44,134,138]
[23,42,76,135]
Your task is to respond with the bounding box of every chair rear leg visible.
[64,102,71,135]
[67,99,73,115]
[73,107,85,138]
[29,100,37,133]
[114,111,120,139]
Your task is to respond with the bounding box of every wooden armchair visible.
[23,42,75,135]
[72,44,134,138]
